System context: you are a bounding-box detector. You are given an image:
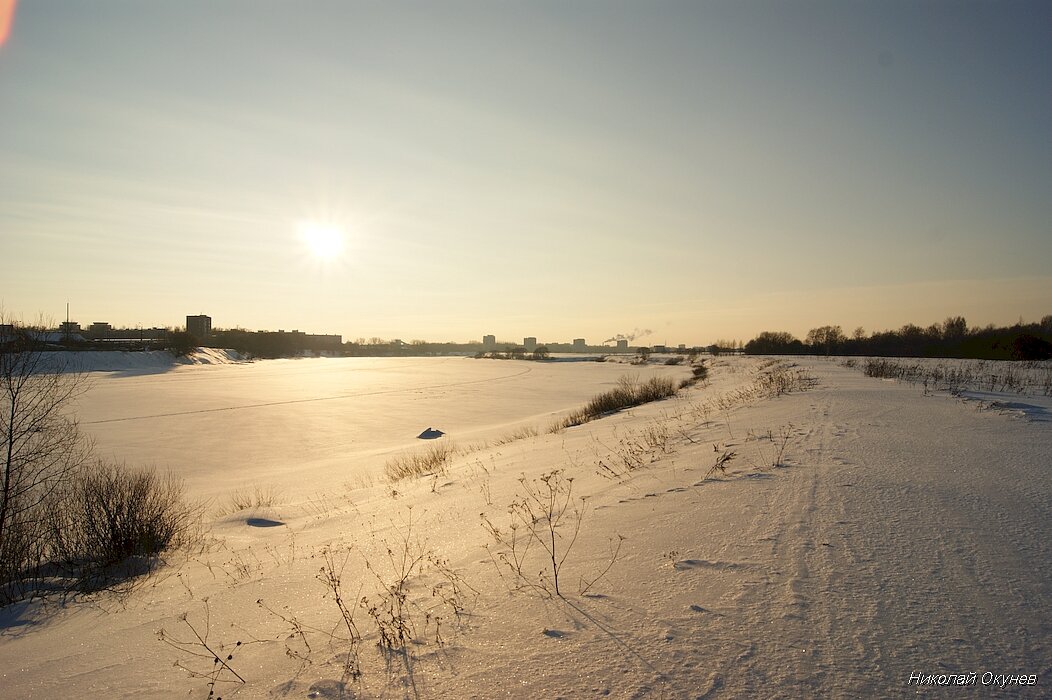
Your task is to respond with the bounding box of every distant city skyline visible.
[3,2,1049,345]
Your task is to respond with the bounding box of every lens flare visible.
[0,0,17,48]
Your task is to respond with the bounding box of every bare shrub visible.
[773,425,794,467]
[159,600,248,697]
[707,445,737,479]
[361,512,474,658]
[593,434,648,479]
[1,322,91,602]
[483,470,625,598]
[579,534,626,595]
[482,470,583,597]
[317,546,364,680]
[640,420,671,452]
[255,518,473,692]
[745,424,795,469]
[48,460,198,588]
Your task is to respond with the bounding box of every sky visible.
[1,1,1049,346]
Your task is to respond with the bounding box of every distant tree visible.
[744,331,803,355]
[806,326,845,355]
[710,339,739,356]
[942,316,968,340]
[532,346,550,361]
[509,346,526,360]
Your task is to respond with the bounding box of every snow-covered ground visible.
[2,356,1049,698]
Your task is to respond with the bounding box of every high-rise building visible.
[186,315,212,341]
[616,339,629,352]
[482,334,496,349]
[524,337,537,352]
[572,338,586,352]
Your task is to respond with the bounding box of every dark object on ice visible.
[246,517,285,528]
[417,427,445,439]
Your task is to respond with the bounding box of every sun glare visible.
[298,222,345,261]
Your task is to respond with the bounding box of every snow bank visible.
[58,348,245,374]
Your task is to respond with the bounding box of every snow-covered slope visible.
[1,356,1048,698]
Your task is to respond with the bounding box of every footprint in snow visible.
[674,559,749,571]
[307,679,350,698]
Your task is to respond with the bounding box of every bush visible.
[167,330,198,357]
[48,460,197,587]
[0,512,47,603]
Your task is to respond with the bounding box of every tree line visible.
[743,316,1052,361]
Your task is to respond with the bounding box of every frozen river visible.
[72,356,685,499]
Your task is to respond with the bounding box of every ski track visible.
[702,363,1051,698]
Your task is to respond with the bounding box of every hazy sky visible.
[2,1,1049,345]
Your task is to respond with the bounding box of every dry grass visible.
[217,484,282,516]
[551,375,678,431]
[493,425,539,446]
[384,442,458,483]
[858,357,1049,395]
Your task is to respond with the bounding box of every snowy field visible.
[2,355,1050,698]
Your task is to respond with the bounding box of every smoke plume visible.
[603,328,653,344]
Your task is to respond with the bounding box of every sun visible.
[297,221,346,261]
